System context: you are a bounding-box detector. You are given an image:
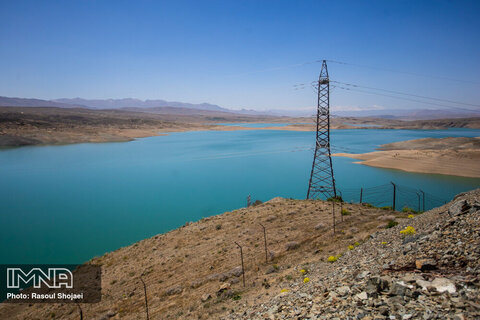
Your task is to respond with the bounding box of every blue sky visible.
[0,0,479,112]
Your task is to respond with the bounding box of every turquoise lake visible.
[1,128,479,264]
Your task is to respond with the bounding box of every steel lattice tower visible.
[307,60,336,200]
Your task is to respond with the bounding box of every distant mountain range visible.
[53,98,230,112]
[0,96,234,112]
[0,96,479,120]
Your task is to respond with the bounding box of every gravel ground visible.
[227,189,480,320]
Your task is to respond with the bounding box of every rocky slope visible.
[228,189,480,320]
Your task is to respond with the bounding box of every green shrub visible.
[327,196,343,203]
[341,208,351,216]
[232,293,242,301]
[253,200,263,206]
[380,206,393,211]
[386,220,398,229]
[363,203,374,208]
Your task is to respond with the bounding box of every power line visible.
[326,59,479,85]
[294,79,479,112]
[331,80,480,108]
[331,84,478,112]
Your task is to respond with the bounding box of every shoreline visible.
[334,137,480,178]
[4,123,480,150]
[2,106,479,148]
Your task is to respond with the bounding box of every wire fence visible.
[338,182,446,212]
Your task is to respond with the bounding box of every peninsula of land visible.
[335,136,480,178]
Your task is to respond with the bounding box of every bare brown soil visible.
[0,107,292,147]
[335,137,480,178]
[0,199,409,319]
[2,107,478,148]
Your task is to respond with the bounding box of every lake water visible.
[1,128,479,264]
[216,122,303,127]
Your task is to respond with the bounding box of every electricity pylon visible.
[307,60,336,200]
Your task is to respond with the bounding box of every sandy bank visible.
[334,137,480,178]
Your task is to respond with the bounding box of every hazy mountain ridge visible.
[0,96,86,108]
[53,97,230,112]
[1,96,479,119]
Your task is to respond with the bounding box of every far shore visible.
[334,137,480,178]
[1,106,480,148]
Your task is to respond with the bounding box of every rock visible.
[389,281,411,297]
[201,293,212,302]
[265,215,276,222]
[229,266,243,277]
[378,215,396,221]
[265,266,277,274]
[448,200,471,216]
[268,250,275,260]
[416,279,431,291]
[218,273,229,282]
[378,306,389,316]
[97,310,116,320]
[218,289,235,299]
[190,280,203,289]
[366,276,390,296]
[218,282,231,292]
[285,241,300,251]
[415,259,437,271]
[430,278,456,293]
[336,286,351,296]
[165,285,183,296]
[402,234,420,244]
[355,291,368,300]
[315,223,326,230]
[453,314,465,320]
[356,271,370,280]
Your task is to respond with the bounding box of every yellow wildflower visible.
[400,226,416,235]
[327,256,337,263]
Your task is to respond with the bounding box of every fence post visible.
[339,190,343,222]
[416,192,421,212]
[76,303,83,320]
[332,201,336,235]
[235,242,246,287]
[247,195,251,207]
[140,275,150,320]
[359,188,363,204]
[391,182,396,211]
[420,190,425,211]
[259,223,268,263]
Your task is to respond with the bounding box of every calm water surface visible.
[0,128,479,264]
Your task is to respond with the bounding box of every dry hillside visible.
[0,199,411,319]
